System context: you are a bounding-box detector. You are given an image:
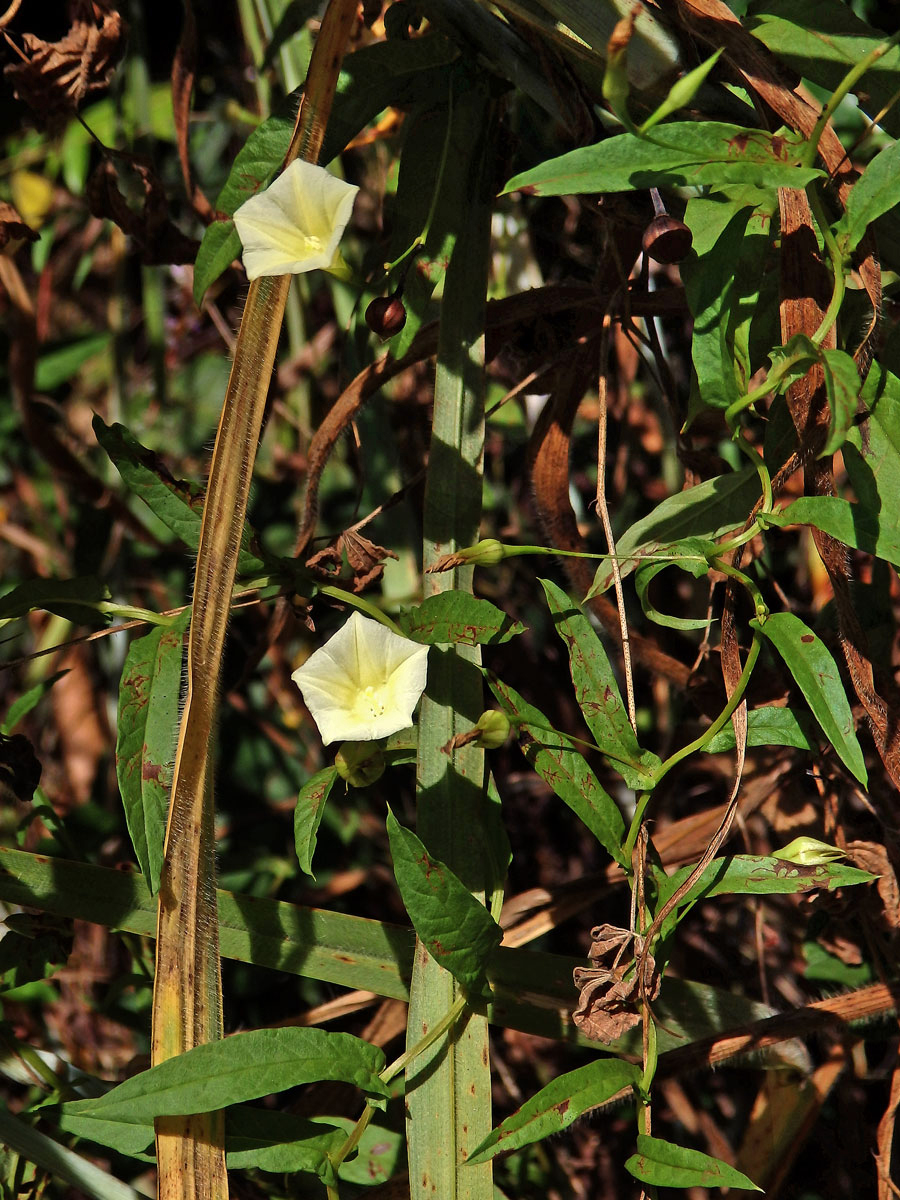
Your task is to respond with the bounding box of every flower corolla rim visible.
[233,158,358,280]
[292,611,428,745]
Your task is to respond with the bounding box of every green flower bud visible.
[772,836,846,866]
[475,710,511,749]
[335,741,386,788]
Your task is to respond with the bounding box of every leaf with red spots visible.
[294,766,339,880]
[541,579,659,788]
[751,611,866,785]
[467,1057,640,1164]
[115,611,191,892]
[386,810,502,995]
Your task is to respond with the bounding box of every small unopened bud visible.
[772,836,846,866]
[475,710,511,749]
[642,214,693,264]
[335,741,386,788]
[365,294,407,341]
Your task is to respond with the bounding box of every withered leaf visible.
[307,527,398,593]
[4,1,126,126]
[86,155,198,265]
[572,923,660,1045]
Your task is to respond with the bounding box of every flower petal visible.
[233,159,359,281]
[292,612,429,745]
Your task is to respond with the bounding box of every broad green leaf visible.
[633,538,712,630]
[59,1028,389,1152]
[841,140,900,253]
[93,416,264,574]
[503,122,821,197]
[682,193,775,413]
[0,577,109,626]
[387,810,502,994]
[846,361,900,523]
[751,612,867,784]
[34,332,111,390]
[821,349,862,456]
[764,495,900,568]
[626,1135,762,1190]
[193,221,242,307]
[705,705,818,753]
[397,591,525,645]
[487,675,627,864]
[294,766,339,879]
[467,1058,641,1165]
[749,0,900,137]
[589,467,761,596]
[116,612,191,893]
[540,578,659,788]
[224,1108,343,1173]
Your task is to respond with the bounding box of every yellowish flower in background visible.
[292,612,428,745]
[233,159,358,280]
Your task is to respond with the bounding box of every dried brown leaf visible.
[4,1,126,126]
[572,924,659,1044]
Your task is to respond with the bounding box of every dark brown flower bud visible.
[365,294,407,340]
[642,214,693,264]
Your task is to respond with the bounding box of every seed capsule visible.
[365,294,407,340]
[642,214,693,264]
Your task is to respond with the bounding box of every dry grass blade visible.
[149,2,360,1197]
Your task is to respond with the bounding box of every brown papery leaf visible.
[572,923,660,1044]
[4,1,126,126]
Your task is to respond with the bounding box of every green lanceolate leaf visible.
[764,495,900,569]
[841,139,900,253]
[387,810,502,995]
[487,674,627,865]
[821,349,862,456]
[626,1134,762,1190]
[751,611,867,784]
[540,578,659,788]
[116,611,191,893]
[467,1057,641,1165]
[34,332,111,390]
[0,576,110,627]
[588,467,761,596]
[503,122,821,197]
[681,193,775,413]
[58,1028,390,1154]
[655,854,874,924]
[93,416,264,574]
[294,765,339,879]
[705,705,818,753]
[224,1108,343,1173]
[2,671,68,733]
[397,591,526,645]
[749,0,900,138]
[633,538,713,631]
